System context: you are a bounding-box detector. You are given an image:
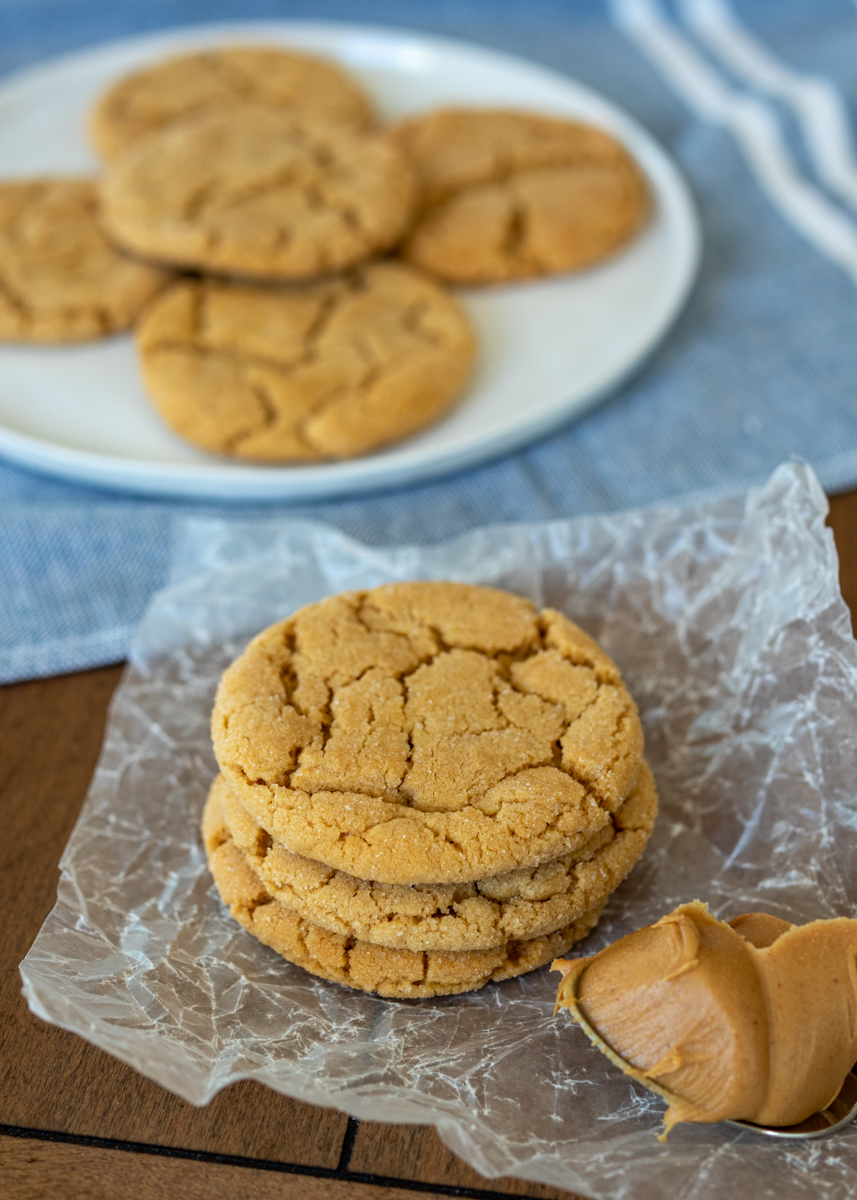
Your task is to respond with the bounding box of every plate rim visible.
[0,18,702,502]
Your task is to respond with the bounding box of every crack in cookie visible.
[135,262,476,461]
[212,582,645,884]
[0,178,172,342]
[101,105,418,280]
[393,108,650,284]
[90,45,376,162]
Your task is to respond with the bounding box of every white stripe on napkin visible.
[680,0,857,210]
[609,0,857,286]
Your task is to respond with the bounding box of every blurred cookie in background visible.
[100,105,418,279]
[0,178,172,342]
[90,44,376,161]
[136,261,476,461]
[394,108,650,284]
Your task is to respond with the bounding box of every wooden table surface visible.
[4,489,857,1200]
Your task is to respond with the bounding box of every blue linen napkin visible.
[3,0,857,684]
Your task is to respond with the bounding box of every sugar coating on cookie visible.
[0,178,172,342]
[212,582,645,885]
[100,106,418,279]
[90,45,376,161]
[202,787,604,998]
[135,262,475,460]
[394,108,650,283]
[212,760,657,951]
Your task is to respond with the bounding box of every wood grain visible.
[0,1135,451,1200]
[0,667,348,1168]
[350,1123,573,1199]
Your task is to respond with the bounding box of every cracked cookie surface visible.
[135,262,476,460]
[90,45,376,162]
[394,109,650,284]
[212,581,645,885]
[211,759,657,951]
[0,178,172,341]
[100,105,418,279]
[202,788,604,998]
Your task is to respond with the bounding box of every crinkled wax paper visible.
[20,461,857,1200]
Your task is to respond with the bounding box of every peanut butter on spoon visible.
[553,901,857,1135]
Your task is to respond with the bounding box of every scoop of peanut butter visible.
[553,900,857,1134]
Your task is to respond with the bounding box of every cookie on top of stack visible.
[204,581,658,997]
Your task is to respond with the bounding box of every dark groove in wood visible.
[0,1126,560,1200]
[336,1117,360,1172]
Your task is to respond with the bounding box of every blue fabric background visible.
[3,0,857,682]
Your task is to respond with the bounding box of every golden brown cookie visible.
[100,106,418,280]
[212,582,644,885]
[394,108,650,283]
[0,178,171,342]
[213,759,657,951]
[202,786,604,998]
[90,45,376,161]
[135,262,476,460]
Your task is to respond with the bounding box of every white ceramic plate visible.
[0,21,700,500]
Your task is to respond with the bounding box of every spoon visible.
[569,1000,857,1140]
[724,1069,857,1139]
[558,957,857,1141]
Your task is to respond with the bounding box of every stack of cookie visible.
[0,42,650,464]
[203,581,658,998]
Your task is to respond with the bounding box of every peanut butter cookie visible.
[212,582,644,885]
[100,106,417,280]
[135,262,475,460]
[202,787,604,998]
[394,109,649,283]
[90,45,375,161]
[212,759,657,951]
[0,178,171,341]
